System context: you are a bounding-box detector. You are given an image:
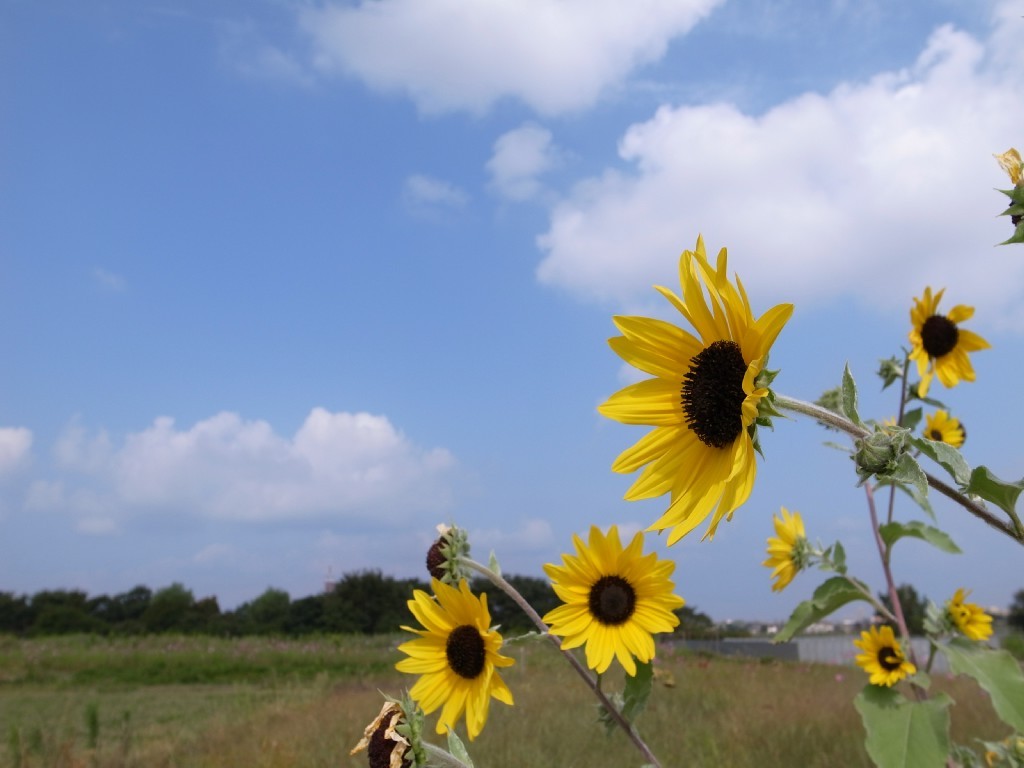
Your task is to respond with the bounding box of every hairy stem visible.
[462,558,664,768]
[886,355,911,526]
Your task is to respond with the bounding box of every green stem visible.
[461,558,663,768]
[886,354,911,526]
[775,394,1022,543]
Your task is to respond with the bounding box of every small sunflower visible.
[946,588,993,642]
[854,625,916,687]
[762,507,810,593]
[396,579,514,741]
[923,410,965,448]
[598,237,793,543]
[542,525,685,676]
[350,701,412,768]
[908,287,990,397]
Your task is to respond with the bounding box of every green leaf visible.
[447,728,475,768]
[900,407,923,432]
[877,521,961,555]
[940,639,1024,732]
[890,453,929,499]
[999,219,1024,246]
[487,550,502,578]
[842,363,863,426]
[621,660,654,724]
[911,436,971,486]
[774,577,870,642]
[854,686,951,768]
[832,541,847,575]
[964,466,1024,517]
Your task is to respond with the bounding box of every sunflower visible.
[908,287,989,397]
[598,237,793,543]
[923,410,965,448]
[542,525,685,676]
[854,625,916,687]
[350,701,412,768]
[396,578,514,741]
[762,507,810,592]
[946,588,993,642]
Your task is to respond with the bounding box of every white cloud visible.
[403,174,468,209]
[45,408,457,523]
[487,123,560,202]
[299,0,723,115]
[537,6,1024,322]
[0,427,32,475]
[93,268,126,292]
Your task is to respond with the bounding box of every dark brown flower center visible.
[367,713,410,768]
[681,340,747,448]
[588,575,637,626]
[877,646,903,672]
[929,429,943,441]
[446,625,486,679]
[426,539,447,580]
[920,315,959,358]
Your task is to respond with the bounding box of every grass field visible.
[0,633,1013,767]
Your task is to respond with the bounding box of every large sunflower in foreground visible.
[762,507,809,593]
[543,525,684,676]
[854,625,916,687]
[598,237,793,543]
[908,287,989,397]
[947,588,993,642]
[923,409,965,448]
[396,579,514,741]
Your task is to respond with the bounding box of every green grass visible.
[0,634,1014,767]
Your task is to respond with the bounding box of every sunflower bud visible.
[424,523,471,584]
[854,425,910,479]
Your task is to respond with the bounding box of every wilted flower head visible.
[995,148,1023,187]
[946,588,993,642]
[351,701,414,768]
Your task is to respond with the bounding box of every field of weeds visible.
[0,634,1011,767]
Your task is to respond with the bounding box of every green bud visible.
[854,425,910,479]
[876,356,904,390]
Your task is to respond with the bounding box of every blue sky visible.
[3,0,1023,621]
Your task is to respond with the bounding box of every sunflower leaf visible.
[999,219,1024,246]
[889,453,928,500]
[841,363,863,426]
[878,520,961,554]
[487,550,502,577]
[963,466,1024,517]
[446,729,475,767]
[621,659,654,725]
[911,436,971,486]
[854,685,952,768]
[940,640,1024,732]
[774,576,870,643]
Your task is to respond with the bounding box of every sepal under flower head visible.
[946,588,994,642]
[425,524,472,584]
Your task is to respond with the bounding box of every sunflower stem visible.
[775,394,1023,544]
[422,741,472,768]
[885,354,911,526]
[461,558,664,768]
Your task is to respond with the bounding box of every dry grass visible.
[0,636,1013,768]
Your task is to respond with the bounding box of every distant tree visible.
[142,583,197,633]
[0,592,33,634]
[877,584,928,635]
[284,594,326,635]
[1009,589,1024,632]
[673,605,716,639]
[31,604,107,635]
[472,575,560,634]
[236,588,291,635]
[323,571,428,634]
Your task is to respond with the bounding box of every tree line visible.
[0,570,727,639]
